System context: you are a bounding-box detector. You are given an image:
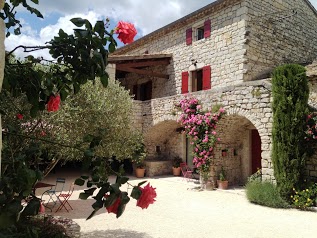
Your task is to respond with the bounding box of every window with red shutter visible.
[186,28,192,45]
[204,19,211,38]
[202,65,211,90]
[181,71,189,94]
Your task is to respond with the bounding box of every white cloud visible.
[35,0,212,35]
[5,11,101,59]
[5,0,317,59]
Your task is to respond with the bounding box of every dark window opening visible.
[192,70,203,92]
[197,27,204,40]
[133,81,152,101]
[156,146,161,154]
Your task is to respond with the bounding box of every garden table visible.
[32,182,54,194]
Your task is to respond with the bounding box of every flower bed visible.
[35,214,80,238]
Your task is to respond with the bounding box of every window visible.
[133,81,152,101]
[181,65,211,94]
[191,69,203,92]
[185,19,211,45]
[196,27,205,41]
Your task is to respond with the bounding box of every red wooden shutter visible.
[181,71,189,94]
[204,19,211,38]
[186,28,192,45]
[202,65,211,90]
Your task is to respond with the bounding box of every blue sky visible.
[4,0,317,59]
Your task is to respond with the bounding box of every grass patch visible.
[246,180,289,208]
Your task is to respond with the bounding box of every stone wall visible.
[245,0,317,81]
[132,80,274,182]
[306,147,317,181]
[110,0,317,183]
[144,160,172,177]
[116,0,248,97]
[131,101,143,131]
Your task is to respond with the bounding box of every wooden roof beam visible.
[118,59,170,68]
[116,65,169,79]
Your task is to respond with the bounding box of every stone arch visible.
[215,107,272,184]
[151,114,179,130]
[144,119,182,160]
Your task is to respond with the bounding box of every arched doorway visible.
[144,120,182,160]
[216,115,262,185]
[251,129,262,174]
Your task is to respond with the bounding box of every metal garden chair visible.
[41,178,66,208]
[56,182,75,212]
[180,162,194,182]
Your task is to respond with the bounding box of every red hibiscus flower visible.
[106,197,121,215]
[16,113,23,120]
[136,183,157,209]
[47,94,61,112]
[115,21,137,44]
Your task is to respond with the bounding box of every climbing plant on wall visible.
[177,97,226,180]
[271,64,309,200]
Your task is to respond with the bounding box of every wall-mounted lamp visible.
[191,59,198,66]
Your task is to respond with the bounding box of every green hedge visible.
[246,181,289,208]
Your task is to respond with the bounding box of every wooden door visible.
[251,129,262,174]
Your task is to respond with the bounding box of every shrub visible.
[0,216,70,238]
[247,169,262,182]
[291,183,317,210]
[246,181,289,208]
[271,64,309,200]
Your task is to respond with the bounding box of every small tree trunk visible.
[43,158,61,177]
[0,0,6,179]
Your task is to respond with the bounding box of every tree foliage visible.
[42,78,142,161]
[0,1,149,228]
[2,6,116,117]
[272,64,309,200]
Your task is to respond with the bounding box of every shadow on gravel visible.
[81,229,152,238]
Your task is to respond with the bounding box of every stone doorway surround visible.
[216,115,263,185]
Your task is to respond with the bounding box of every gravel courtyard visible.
[38,169,317,238]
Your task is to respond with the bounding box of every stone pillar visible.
[0,0,5,177]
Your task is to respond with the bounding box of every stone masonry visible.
[110,0,317,182]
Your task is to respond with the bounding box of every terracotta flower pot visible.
[217,180,228,189]
[135,168,145,178]
[172,167,181,176]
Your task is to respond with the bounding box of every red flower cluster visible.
[115,21,137,44]
[136,183,157,209]
[106,197,121,214]
[305,112,317,141]
[40,131,46,137]
[16,113,23,120]
[47,94,61,112]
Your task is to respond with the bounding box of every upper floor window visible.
[186,19,211,45]
[181,65,211,94]
[196,27,205,41]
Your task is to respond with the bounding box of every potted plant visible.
[131,143,147,178]
[217,166,228,189]
[172,156,182,176]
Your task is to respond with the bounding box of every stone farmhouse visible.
[106,0,317,185]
